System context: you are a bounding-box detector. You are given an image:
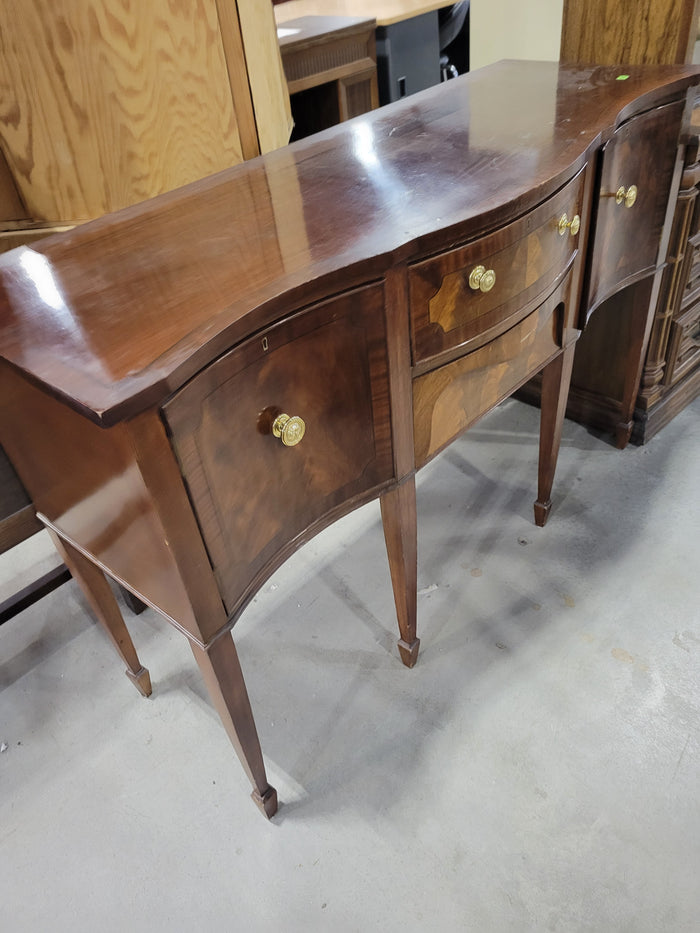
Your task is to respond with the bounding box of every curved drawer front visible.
[409,167,585,366]
[585,98,685,314]
[163,284,393,614]
[413,274,571,468]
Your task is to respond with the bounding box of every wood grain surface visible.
[560,0,700,65]
[0,0,245,222]
[236,0,293,153]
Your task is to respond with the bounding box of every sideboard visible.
[1,61,698,818]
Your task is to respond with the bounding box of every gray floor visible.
[1,397,698,932]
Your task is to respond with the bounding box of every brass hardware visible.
[558,213,581,236]
[468,264,496,293]
[615,184,637,208]
[271,412,305,447]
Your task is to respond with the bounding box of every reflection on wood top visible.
[1,60,699,425]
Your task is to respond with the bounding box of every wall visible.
[470,0,564,70]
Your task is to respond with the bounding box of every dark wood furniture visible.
[552,0,700,444]
[278,16,379,139]
[1,62,698,819]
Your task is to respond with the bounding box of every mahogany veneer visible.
[1,61,698,818]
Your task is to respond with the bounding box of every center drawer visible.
[408,167,585,366]
[162,283,393,615]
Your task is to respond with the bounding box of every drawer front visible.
[667,301,700,385]
[681,228,700,309]
[412,274,571,468]
[163,284,393,614]
[409,168,585,365]
[586,99,684,313]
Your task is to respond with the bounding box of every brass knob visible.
[468,264,496,293]
[558,212,581,236]
[272,413,305,447]
[615,185,637,208]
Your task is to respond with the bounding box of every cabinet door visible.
[585,100,684,315]
[162,284,393,615]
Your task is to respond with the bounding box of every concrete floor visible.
[1,397,698,932]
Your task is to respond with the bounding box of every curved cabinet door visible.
[585,99,685,316]
[163,284,393,615]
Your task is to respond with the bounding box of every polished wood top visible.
[1,61,699,425]
[274,0,450,28]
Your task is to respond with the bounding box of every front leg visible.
[380,478,419,667]
[534,342,576,527]
[190,634,278,818]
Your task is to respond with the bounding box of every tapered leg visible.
[380,478,419,668]
[191,634,277,818]
[534,342,576,527]
[48,532,152,696]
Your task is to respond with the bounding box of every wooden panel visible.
[585,100,685,315]
[413,278,570,468]
[0,0,245,223]
[213,0,262,161]
[409,169,585,365]
[560,0,700,65]
[0,361,215,643]
[164,284,393,613]
[667,300,700,383]
[0,225,73,255]
[237,0,292,153]
[279,16,376,90]
[0,149,27,223]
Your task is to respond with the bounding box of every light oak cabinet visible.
[0,0,291,249]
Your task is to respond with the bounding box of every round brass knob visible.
[615,184,637,208]
[558,212,581,236]
[272,413,305,447]
[468,264,496,293]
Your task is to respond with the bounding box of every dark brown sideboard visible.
[1,61,698,818]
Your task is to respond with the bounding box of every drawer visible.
[408,167,585,366]
[412,273,571,468]
[666,300,700,386]
[163,284,393,614]
[681,229,700,309]
[585,99,685,313]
